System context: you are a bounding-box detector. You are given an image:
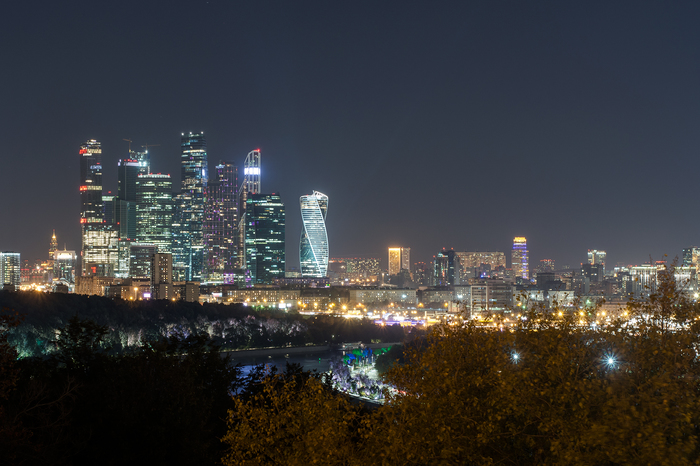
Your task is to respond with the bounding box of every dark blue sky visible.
[2,1,699,269]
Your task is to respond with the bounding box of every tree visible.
[222,364,370,466]
[222,263,700,464]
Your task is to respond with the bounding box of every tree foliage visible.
[222,264,700,465]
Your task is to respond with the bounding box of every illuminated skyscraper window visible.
[299,191,329,278]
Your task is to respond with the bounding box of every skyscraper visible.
[237,149,261,269]
[245,193,285,284]
[0,252,21,290]
[79,139,103,225]
[174,132,207,281]
[136,174,173,254]
[299,191,329,278]
[80,140,118,276]
[388,248,401,275]
[115,157,141,240]
[54,249,77,283]
[49,230,58,258]
[388,247,410,275]
[512,237,529,281]
[434,249,460,285]
[204,161,238,282]
[151,252,173,300]
[587,249,607,276]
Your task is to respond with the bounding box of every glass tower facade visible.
[245,194,285,284]
[204,161,238,283]
[136,174,173,254]
[299,191,329,278]
[174,132,207,281]
[80,140,118,276]
[0,252,21,290]
[512,237,529,280]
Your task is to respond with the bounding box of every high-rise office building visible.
[151,252,173,300]
[299,191,329,278]
[115,158,141,240]
[388,248,401,275]
[401,247,411,273]
[0,252,21,290]
[237,149,261,269]
[174,132,207,281]
[79,139,103,225]
[245,193,285,284]
[136,174,173,254]
[587,249,607,275]
[130,243,157,279]
[204,161,238,283]
[435,249,460,286]
[80,140,114,276]
[512,237,529,281]
[81,224,118,276]
[54,249,77,283]
[388,247,411,275]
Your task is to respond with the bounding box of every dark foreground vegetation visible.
[3,266,700,464]
[0,292,406,358]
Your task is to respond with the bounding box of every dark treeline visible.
[0,312,335,465]
[0,291,407,358]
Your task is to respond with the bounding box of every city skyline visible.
[3,2,700,268]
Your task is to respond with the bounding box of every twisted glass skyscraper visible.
[299,191,329,278]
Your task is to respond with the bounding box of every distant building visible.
[151,253,173,300]
[0,252,21,291]
[82,224,119,277]
[388,247,411,275]
[348,287,417,306]
[79,139,109,276]
[204,161,238,282]
[463,279,515,317]
[54,249,77,283]
[136,174,173,254]
[173,132,208,281]
[300,191,329,278]
[245,194,285,284]
[237,149,261,270]
[587,249,607,275]
[130,243,157,279]
[511,237,529,281]
[435,249,460,286]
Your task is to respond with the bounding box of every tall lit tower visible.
[245,193,285,284]
[587,249,607,276]
[388,247,410,275]
[136,174,173,254]
[511,237,529,281]
[174,132,207,281]
[79,140,103,224]
[204,161,238,282]
[299,191,329,278]
[237,149,261,268]
[80,140,118,276]
[49,230,58,258]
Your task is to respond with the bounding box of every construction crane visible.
[123,138,133,152]
[141,143,160,151]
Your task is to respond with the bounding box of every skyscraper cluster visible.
[77,134,304,288]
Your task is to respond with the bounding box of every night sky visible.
[2,1,700,270]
